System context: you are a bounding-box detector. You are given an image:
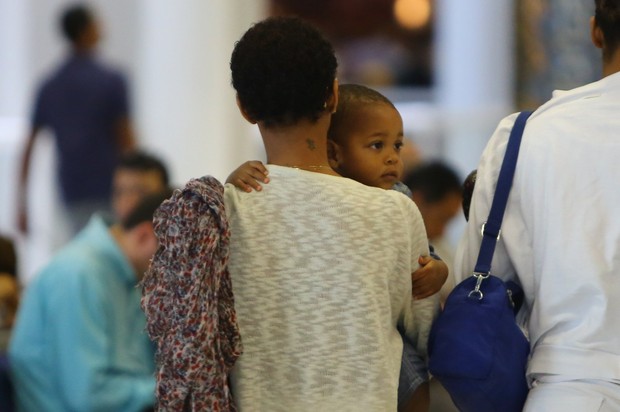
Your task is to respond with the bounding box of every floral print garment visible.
[141,176,242,411]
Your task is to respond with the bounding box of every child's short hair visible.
[328,84,396,143]
[230,17,337,127]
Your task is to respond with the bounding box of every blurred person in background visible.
[17,3,135,236]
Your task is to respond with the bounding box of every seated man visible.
[9,190,171,412]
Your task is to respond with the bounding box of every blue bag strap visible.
[473,111,532,275]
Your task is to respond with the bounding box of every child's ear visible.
[327,139,342,169]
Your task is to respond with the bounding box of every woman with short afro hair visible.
[226,17,433,411]
[230,17,338,128]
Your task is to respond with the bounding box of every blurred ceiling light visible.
[394,0,432,30]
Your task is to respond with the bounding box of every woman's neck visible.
[259,114,338,175]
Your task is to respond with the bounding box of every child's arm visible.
[411,255,448,300]
[226,160,270,192]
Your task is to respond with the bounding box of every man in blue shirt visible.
[17,4,136,235]
[8,190,170,411]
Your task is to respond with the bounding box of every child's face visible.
[332,103,404,190]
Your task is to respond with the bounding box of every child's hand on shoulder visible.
[411,255,448,299]
[226,160,270,192]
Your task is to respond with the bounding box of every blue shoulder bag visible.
[427,111,532,412]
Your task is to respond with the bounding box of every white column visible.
[434,0,516,177]
[433,0,515,249]
[0,0,30,231]
[136,0,267,186]
[0,0,31,117]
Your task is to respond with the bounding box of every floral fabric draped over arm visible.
[141,176,242,412]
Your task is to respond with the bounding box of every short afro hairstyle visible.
[328,84,396,144]
[230,17,338,127]
[595,0,620,57]
[59,4,94,43]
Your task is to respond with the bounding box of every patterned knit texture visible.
[225,166,437,412]
[141,176,242,411]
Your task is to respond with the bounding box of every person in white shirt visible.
[227,17,437,411]
[454,1,620,410]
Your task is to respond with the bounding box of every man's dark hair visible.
[403,161,462,203]
[121,189,173,231]
[328,84,396,143]
[595,0,620,57]
[60,4,94,43]
[118,151,170,187]
[230,17,338,127]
